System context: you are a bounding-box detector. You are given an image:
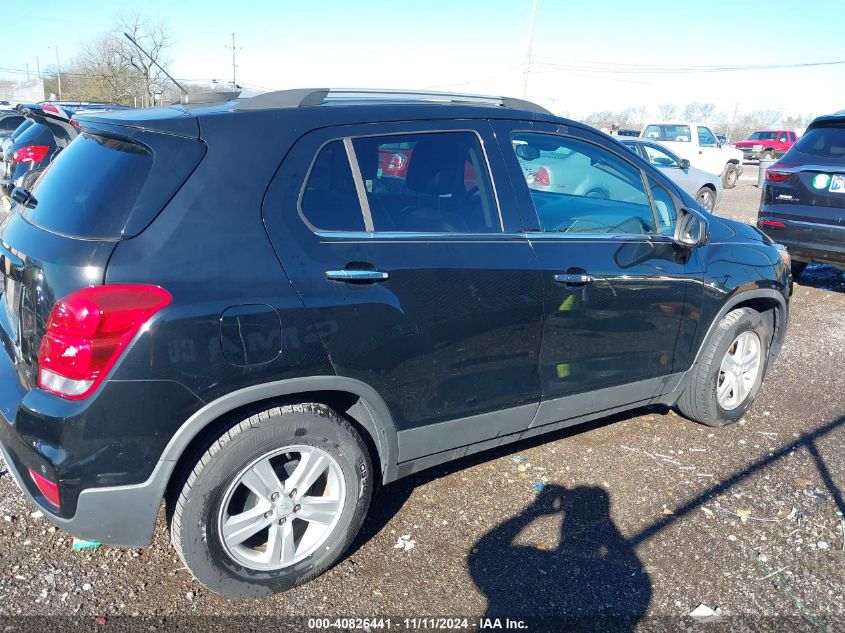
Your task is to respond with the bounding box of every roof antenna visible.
[123,32,187,98]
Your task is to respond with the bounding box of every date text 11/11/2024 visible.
[306,617,529,630]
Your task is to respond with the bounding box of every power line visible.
[532,57,845,75]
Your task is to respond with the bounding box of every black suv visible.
[757,112,845,276]
[0,89,790,597]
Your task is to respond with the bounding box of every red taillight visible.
[765,164,797,183]
[532,166,551,187]
[28,468,60,508]
[761,220,786,228]
[12,145,50,164]
[37,285,172,400]
[42,104,59,114]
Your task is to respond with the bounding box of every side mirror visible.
[679,159,691,169]
[674,208,708,247]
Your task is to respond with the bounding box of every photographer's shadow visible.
[469,485,651,631]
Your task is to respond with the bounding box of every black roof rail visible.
[233,88,552,115]
[179,91,241,106]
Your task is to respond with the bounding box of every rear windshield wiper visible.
[11,187,37,209]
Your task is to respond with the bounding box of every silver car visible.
[619,138,723,211]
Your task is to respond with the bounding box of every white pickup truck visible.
[640,121,744,188]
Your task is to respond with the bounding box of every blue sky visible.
[3,0,843,118]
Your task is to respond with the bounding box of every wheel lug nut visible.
[289,488,297,498]
[263,511,272,518]
[279,517,286,525]
[293,504,301,513]
[270,492,280,501]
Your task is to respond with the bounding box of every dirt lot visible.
[0,165,842,632]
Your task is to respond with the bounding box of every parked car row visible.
[0,88,792,598]
[640,120,745,189]
[0,101,129,199]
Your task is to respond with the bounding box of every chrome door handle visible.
[554,273,595,285]
[325,269,389,282]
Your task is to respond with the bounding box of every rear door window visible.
[351,132,499,233]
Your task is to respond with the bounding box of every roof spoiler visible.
[177,91,242,106]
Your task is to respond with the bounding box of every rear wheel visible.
[170,403,372,597]
[695,186,716,211]
[723,164,739,189]
[791,261,808,278]
[676,308,769,427]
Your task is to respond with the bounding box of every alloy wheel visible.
[717,331,762,410]
[217,445,346,571]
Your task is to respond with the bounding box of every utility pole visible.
[225,33,241,89]
[727,102,740,141]
[49,46,62,99]
[521,0,539,99]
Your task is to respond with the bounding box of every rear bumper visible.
[0,432,173,547]
[0,340,201,546]
[757,213,845,267]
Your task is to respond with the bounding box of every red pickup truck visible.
[733,130,797,161]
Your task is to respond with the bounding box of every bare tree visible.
[682,102,717,122]
[115,11,173,107]
[658,103,679,119]
[78,34,135,104]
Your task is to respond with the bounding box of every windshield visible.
[642,124,691,142]
[748,131,778,141]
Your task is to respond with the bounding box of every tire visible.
[695,186,716,212]
[761,151,774,161]
[676,308,769,427]
[170,403,373,597]
[791,261,807,278]
[723,164,739,189]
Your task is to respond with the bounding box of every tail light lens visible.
[37,285,171,400]
[532,166,551,187]
[765,164,796,183]
[28,468,60,508]
[761,220,786,228]
[12,145,50,164]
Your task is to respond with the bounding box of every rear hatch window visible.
[22,129,205,240]
[793,126,845,159]
[24,133,152,239]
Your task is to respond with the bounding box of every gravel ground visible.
[0,166,843,632]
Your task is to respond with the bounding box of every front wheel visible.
[723,164,739,189]
[676,308,769,426]
[170,403,373,597]
[695,186,716,212]
[761,151,774,161]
